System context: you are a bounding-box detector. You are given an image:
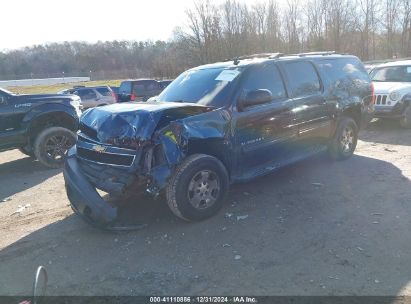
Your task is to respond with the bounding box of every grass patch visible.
[5,80,123,95]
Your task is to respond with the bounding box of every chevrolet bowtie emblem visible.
[92,145,107,153]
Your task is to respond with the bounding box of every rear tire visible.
[166,154,229,221]
[399,106,411,128]
[329,117,358,160]
[33,127,76,168]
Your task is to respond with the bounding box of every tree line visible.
[1,0,410,81]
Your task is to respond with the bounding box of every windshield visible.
[157,67,242,107]
[371,66,411,82]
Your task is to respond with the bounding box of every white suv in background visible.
[58,86,117,109]
[370,60,411,128]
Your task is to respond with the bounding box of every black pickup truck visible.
[63,52,374,227]
[0,88,81,168]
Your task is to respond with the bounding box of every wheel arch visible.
[26,110,78,145]
[186,138,232,178]
[341,104,361,128]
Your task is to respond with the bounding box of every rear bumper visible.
[63,147,117,225]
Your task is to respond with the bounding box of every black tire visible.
[18,146,35,157]
[400,106,411,128]
[329,116,358,160]
[166,154,229,221]
[33,127,76,168]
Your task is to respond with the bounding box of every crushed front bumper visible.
[63,147,117,226]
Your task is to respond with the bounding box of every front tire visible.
[33,127,76,168]
[166,154,229,221]
[329,117,358,160]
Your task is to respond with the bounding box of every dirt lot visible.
[0,120,411,296]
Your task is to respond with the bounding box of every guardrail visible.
[0,77,90,87]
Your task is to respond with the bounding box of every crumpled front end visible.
[64,146,118,225]
[63,102,221,226]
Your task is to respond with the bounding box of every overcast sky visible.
[1,0,291,51]
[1,0,228,51]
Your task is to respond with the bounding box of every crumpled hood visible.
[373,82,411,94]
[80,102,213,148]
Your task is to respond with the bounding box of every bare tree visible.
[3,0,411,82]
[400,0,411,56]
[284,0,301,53]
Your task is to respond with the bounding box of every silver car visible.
[58,86,116,109]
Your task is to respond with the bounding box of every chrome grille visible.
[77,147,134,167]
[375,94,388,105]
[76,135,137,167]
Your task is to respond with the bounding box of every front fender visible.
[161,109,230,163]
[150,109,232,192]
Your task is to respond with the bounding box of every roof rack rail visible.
[224,51,337,65]
[225,53,284,65]
[295,51,336,57]
[236,53,284,60]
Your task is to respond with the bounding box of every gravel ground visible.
[0,119,410,296]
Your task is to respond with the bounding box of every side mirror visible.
[239,89,273,110]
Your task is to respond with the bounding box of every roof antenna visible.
[233,58,240,65]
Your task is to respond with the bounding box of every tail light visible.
[130,93,136,101]
[112,92,117,102]
[371,83,376,105]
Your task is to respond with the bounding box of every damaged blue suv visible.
[63,52,374,227]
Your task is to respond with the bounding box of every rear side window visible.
[284,61,321,97]
[75,89,97,100]
[96,87,112,96]
[119,82,132,94]
[242,64,286,100]
[146,81,160,91]
[132,83,146,95]
[160,81,172,89]
[318,58,370,87]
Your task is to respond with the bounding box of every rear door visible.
[279,60,332,149]
[233,63,298,177]
[95,87,115,104]
[0,93,28,149]
[0,91,11,133]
